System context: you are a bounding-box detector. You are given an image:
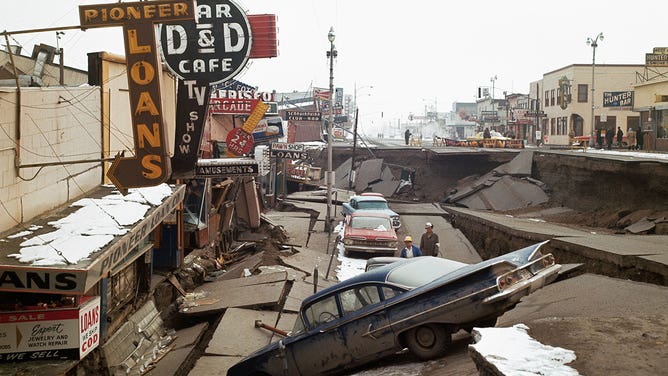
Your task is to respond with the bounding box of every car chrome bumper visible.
[482,264,562,304]
[344,245,397,254]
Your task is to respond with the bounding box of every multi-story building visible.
[530,64,644,145]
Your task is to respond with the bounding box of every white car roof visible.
[386,257,469,288]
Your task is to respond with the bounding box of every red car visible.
[342,212,398,257]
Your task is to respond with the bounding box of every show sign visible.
[0,297,100,362]
[159,0,252,85]
[171,80,212,179]
[79,0,195,193]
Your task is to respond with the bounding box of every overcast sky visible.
[2,0,667,133]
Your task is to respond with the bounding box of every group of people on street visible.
[400,222,440,258]
[596,125,644,150]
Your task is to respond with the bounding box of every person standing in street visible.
[404,129,411,145]
[400,236,422,258]
[616,127,624,147]
[605,127,614,150]
[420,222,440,257]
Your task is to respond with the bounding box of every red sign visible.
[226,128,254,156]
[210,98,259,114]
[248,14,278,59]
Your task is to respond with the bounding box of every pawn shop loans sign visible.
[79,1,196,193]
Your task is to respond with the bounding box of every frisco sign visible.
[79,0,195,193]
[603,91,633,107]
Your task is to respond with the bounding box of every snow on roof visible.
[5,184,174,266]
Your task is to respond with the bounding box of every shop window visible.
[578,84,588,103]
[107,237,152,314]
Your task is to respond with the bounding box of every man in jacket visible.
[420,222,440,256]
[400,236,422,258]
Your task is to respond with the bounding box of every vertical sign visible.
[79,1,195,194]
[159,0,253,177]
[171,80,211,178]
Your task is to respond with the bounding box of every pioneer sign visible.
[159,0,252,85]
[79,0,195,193]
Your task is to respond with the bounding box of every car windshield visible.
[386,257,469,288]
[350,216,391,230]
[358,201,389,210]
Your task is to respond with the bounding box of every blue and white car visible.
[227,241,561,376]
[341,193,401,229]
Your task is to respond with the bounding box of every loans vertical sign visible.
[79,1,195,193]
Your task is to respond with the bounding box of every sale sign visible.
[0,296,100,362]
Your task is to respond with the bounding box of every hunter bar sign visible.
[603,91,633,107]
[79,0,195,193]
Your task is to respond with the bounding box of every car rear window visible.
[386,257,469,288]
[358,201,388,210]
[350,216,391,230]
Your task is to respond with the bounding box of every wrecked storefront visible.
[0,184,185,372]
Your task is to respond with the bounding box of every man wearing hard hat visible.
[420,222,440,256]
[400,235,422,258]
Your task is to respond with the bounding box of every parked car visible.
[341,192,401,229]
[341,212,398,257]
[364,256,468,272]
[227,241,561,376]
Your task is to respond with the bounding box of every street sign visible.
[526,111,547,117]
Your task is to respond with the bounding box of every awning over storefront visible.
[0,184,185,295]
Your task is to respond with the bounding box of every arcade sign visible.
[159,0,252,84]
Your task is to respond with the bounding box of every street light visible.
[349,84,373,190]
[587,32,603,146]
[325,26,336,233]
[490,75,498,130]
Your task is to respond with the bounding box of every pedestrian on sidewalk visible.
[400,236,422,258]
[404,129,411,145]
[605,128,614,150]
[420,222,440,256]
[637,125,644,150]
[616,127,624,147]
[627,127,636,150]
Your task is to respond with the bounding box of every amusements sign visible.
[0,297,100,362]
[80,0,195,193]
